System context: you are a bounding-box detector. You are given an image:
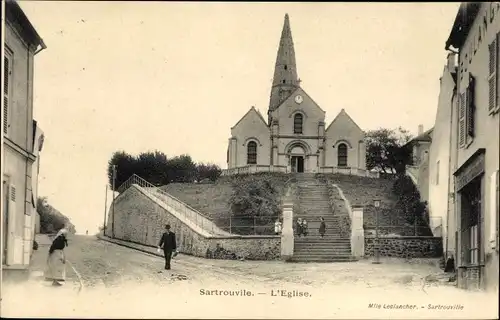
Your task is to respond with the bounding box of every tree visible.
[107,149,222,191]
[108,151,136,191]
[392,175,429,231]
[37,197,77,234]
[135,150,169,186]
[166,154,197,183]
[195,163,222,182]
[365,127,413,174]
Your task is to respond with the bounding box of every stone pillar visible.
[230,138,237,168]
[318,121,325,168]
[358,140,365,170]
[281,199,294,261]
[273,147,279,166]
[351,205,365,258]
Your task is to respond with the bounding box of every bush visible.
[228,175,283,234]
[392,175,429,227]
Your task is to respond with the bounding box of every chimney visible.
[446,52,457,70]
[418,124,424,135]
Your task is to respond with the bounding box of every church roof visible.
[325,108,363,134]
[231,106,269,130]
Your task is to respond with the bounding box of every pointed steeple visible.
[267,14,299,123]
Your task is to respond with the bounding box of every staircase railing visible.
[115,174,227,235]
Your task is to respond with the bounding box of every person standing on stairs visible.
[296,218,303,237]
[157,224,178,270]
[319,217,326,238]
[302,219,308,236]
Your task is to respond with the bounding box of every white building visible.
[2,0,46,268]
[444,2,499,291]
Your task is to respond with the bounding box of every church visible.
[225,14,368,175]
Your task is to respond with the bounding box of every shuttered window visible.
[458,92,466,147]
[3,55,11,135]
[489,33,500,114]
[467,75,476,138]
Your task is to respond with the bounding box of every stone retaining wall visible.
[105,185,280,260]
[364,236,443,258]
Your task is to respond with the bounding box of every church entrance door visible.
[291,156,305,173]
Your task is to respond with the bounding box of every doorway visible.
[459,177,482,268]
[291,156,304,173]
[2,180,9,265]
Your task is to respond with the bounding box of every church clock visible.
[294,94,303,104]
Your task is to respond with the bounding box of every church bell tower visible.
[267,14,300,125]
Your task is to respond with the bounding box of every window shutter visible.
[467,75,476,138]
[496,170,500,252]
[490,171,499,250]
[489,34,499,113]
[10,185,16,202]
[458,92,466,147]
[3,56,9,135]
[497,32,500,110]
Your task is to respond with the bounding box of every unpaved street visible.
[2,235,497,319]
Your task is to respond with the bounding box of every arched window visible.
[337,143,348,167]
[247,141,257,164]
[293,113,303,134]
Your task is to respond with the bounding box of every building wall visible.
[447,93,459,259]
[453,2,500,291]
[2,17,39,268]
[412,141,431,167]
[229,108,271,168]
[108,185,281,260]
[428,60,456,246]
[271,88,326,137]
[324,110,365,169]
[4,24,35,152]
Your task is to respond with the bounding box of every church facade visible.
[225,14,374,177]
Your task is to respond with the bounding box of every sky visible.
[17,1,460,234]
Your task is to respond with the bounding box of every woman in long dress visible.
[45,228,68,286]
[319,217,326,238]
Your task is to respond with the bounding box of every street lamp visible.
[372,199,382,264]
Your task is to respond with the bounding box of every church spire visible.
[268,14,299,123]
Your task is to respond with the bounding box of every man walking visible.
[157,224,177,270]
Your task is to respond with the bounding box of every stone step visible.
[294,240,351,245]
[290,256,356,262]
[294,246,351,251]
[299,197,329,199]
[294,245,351,249]
[295,239,350,243]
[294,251,352,256]
[294,235,349,239]
[298,193,329,195]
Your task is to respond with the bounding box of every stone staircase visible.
[291,174,355,262]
